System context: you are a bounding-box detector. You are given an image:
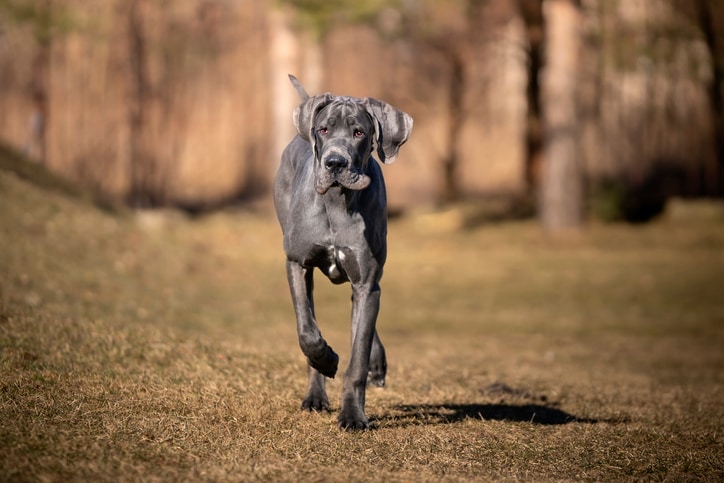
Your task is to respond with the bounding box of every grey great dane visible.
[273,75,413,430]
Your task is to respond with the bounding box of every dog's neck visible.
[322,185,362,216]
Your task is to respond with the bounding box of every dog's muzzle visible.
[315,155,371,194]
[324,154,348,173]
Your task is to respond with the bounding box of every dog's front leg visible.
[338,282,380,430]
[286,260,339,381]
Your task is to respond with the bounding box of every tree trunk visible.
[518,0,545,195]
[539,0,584,232]
[269,6,322,179]
[442,53,465,203]
[697,0,724,196]
[26,0,52,163]
[28,36,49,163]
[127,0,153,207]
[269,7,299,171]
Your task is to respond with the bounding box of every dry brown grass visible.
[1,161,723,481]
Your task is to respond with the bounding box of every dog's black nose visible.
[324,155,348,172]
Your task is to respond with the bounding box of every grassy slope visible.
[1,160,723,481]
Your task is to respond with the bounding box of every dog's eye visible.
[354,130,365,138]
[318,128,328,135]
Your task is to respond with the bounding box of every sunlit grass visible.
[1,165,723,481]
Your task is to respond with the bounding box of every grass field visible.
[1,161,723,481]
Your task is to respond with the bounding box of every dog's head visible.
[290,76,413,195]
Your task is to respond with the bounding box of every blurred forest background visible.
[1,0,722,227]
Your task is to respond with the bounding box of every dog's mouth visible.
[315,169,371,195]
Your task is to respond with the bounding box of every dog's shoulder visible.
[281,135,313,171]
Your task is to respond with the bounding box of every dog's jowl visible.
[273,75,413,430]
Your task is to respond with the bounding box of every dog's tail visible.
[288,74,310,102]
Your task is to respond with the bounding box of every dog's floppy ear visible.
[293,93,333,143]
[363,98,413,164]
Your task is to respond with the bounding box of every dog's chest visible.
[284,202,367,280]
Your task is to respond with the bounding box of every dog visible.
[273,75,412,429]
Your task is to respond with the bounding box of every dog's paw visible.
[301,394,330,412]
[369,342,386,387]
[368,362,386,388]
[368,373,386,388]
[308,345,339,379]
[337,408,369,431]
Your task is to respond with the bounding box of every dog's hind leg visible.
[368,330,387,388]
[301,366,329,411]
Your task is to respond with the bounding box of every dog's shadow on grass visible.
[375,383,606,428]
[379,402,599,428]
